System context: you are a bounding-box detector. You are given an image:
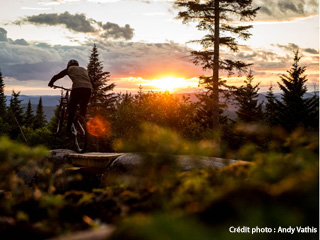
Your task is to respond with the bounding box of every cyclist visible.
[48,59,93,134]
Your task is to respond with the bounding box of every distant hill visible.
[5,95,60,122]
[20,104,56,122]
[6,95,60,107]
[175,91,319,120]
[175,91,319,104]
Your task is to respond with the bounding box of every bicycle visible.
[53,85,88,153]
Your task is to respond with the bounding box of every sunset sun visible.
[150,77,187,92]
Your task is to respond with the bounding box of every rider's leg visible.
[78,88,91,118]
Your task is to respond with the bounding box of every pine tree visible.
[234,70,263,122]
[277,50,318,131]
[24,100,34,128]
[175,0,259,136]
[0,69,6,120]
[264,84,278,126]
[34,97,47,129]
[8,91,24,138]
[87,44,116,114]
[9,91,24,124]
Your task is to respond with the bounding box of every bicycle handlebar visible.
[52,85,72,91]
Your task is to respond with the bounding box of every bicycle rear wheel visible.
[56,104,65,134]
[73,116,87,153]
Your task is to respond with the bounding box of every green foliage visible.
[0,135,48,192]
[234,71,263,122]
[264,84,278,126]
[87,43,116,115]
[0,123,318,239]
[175,0,260,134]
[7,90,25,139]
[0,69,6,119]
[34,97,47,129]
[24,100,35,129]
[175,0,259,74]
[276,50,319,131]
[0,117,9,136]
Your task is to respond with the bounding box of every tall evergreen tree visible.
[8,91,24,138]
[264,84,278,126]
[9,91,24,124]
[175,0,259,136]
[234,70,263,122]
[34,97,47,129]
[87,44,116,114]
[277,50,318,131]
[24,100,35,128]
[0,69,6,120]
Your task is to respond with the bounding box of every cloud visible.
[0,26,317,93]
[254,0,318,21]
[0,28,29,46]
[17,11,96,33]
[100,22,134,40]
[304,48,319,54]
[0,28,8,42]
[14,12,135,40]
[276,43,320,55]
[90,40,201,79]
[0,27,199,83]
[276,43,300,52]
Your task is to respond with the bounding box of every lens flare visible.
[87,115,111,138]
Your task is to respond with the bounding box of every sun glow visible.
[149,77,188,92]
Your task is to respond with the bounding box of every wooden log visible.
[68,152,124,168]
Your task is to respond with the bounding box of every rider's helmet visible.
[67,59,79,68]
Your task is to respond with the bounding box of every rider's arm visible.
[48,69,68,87]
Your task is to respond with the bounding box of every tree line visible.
[0,76,47,141]
[0,44,318,154]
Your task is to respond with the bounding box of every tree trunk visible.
[213,0,220,143]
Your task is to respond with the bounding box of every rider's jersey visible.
[49,66,93,89]
[68,66,93,89]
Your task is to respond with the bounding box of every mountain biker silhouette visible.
[48,59,93,133]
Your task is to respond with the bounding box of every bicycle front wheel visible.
[73,116,88,153]
[56,104,65,134]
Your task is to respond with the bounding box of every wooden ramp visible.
[68,152,124,168]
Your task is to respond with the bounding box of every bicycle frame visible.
[54,85,71,106]
[53,85,71,134]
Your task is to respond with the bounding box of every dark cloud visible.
[17,11,96,33]
[101,22,134,40]
[277,1,304,14]
[0,28,8,42]
[275,43,319,56]
[276,43,299,52]
[254,0,317,21]
[304,48,319,54]
[15,12,135,40]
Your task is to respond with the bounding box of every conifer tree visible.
[24,100,34,128]
[276,50,318,131]
[264,84,278,126]
[9,91,24,124]
[87,44,116,114]
[8,91,24,138]
[175,0,259,136]
[34,97,47,129]
[234,70,263,122]
[0,69,6,120]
